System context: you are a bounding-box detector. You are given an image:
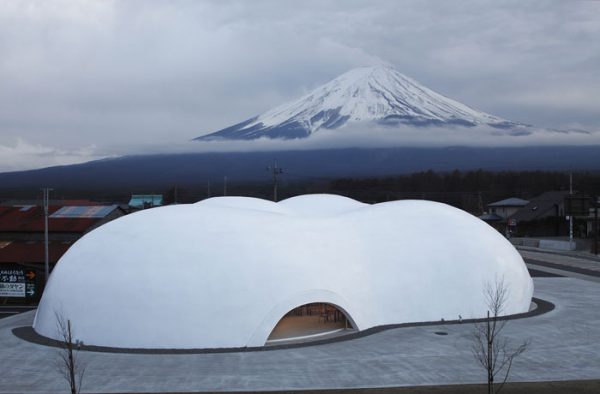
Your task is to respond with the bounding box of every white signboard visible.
[0,282,25,297]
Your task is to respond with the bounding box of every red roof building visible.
[0,204,125,303]
[0,240,71,264]
[0,204,124,238]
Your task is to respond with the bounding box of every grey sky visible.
[0,0,599,171]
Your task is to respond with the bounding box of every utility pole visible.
[267,161,284,202]
[594,196,599,255]
[223,176,228,196]
[42,187,53,285]
[569,172,574,250]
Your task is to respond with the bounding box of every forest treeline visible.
[320,170,600,213]
[160,169,600,214]
[5,169,598,215]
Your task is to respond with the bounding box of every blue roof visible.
[50,205,118,219]
[129,195,163,208]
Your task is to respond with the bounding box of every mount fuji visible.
[195,64,525,141]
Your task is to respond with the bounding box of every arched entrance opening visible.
[266,302,355,345]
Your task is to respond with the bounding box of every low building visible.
[0,203,125,303]
[510,191,570,237]
[477,212,504,227]
[128,195,163,210]
[584,197,600,238]
[486,197,529,219]
[565,195,600,253]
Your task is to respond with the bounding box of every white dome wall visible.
[34,195,533,349]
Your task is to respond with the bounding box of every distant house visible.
[0,204,124,241]
[510,191,570,236]
[128,195,163,210]
[0,203,125,303]
[486,198,529,219]
[565,195,600,240]
[478,212,503,223]
[585,196,600,238]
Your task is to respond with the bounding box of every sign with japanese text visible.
[0,268,37,298]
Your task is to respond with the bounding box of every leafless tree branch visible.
[54,311,86,394]
[471,277,529,394]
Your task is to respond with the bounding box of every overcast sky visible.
[1,0,599,171]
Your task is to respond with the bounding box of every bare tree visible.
[55,312,85,394]
[471,278,529,394]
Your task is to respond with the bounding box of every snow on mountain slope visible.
[196,64,524,141]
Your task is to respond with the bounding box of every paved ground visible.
[0,251,598,393]
[214,380,600,394]
[0,305,36,320]
[519,247,600,273]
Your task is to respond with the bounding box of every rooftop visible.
[129,195,163,208]
[487,197,529,207]
[512,191,570,222]
[50,205,118,219]
[478,213,503,222]
[0,205,121,233]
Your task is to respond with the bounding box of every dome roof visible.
[34,194,533,349]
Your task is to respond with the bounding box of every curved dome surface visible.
[34,194,533,349]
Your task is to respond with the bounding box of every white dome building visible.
[34,194,533,349]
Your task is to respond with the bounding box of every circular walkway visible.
[0,254,598,393]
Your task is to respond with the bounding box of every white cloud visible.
[122,124,600,156]
[2,123,598,172]
[0,0,598,171]
[0,138,106,172]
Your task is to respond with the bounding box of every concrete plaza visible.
[0,263,599,393]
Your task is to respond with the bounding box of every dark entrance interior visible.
[266,302,354,344]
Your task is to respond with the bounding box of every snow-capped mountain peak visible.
[196,64,521,140]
